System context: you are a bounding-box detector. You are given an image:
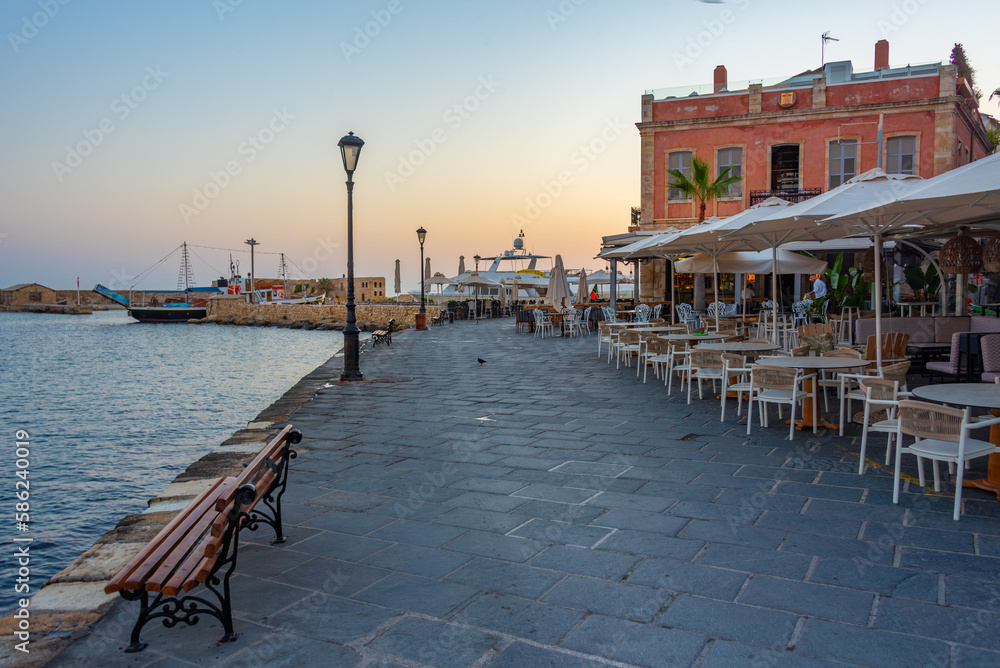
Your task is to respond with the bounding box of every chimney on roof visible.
[875,39,889,71]
[714,65,727,93]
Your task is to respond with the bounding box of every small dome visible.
[513,237,524,250]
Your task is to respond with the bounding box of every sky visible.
[1,0,998,293]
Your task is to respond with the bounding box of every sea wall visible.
[205,297,440,328]
[0,343,360,665]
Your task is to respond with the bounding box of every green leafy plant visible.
[820,252,870,311]
[902,263,941,301]
[667,156,742,222]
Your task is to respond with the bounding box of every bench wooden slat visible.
[210,467,277,541]
[161,530,224,596]
[105,478,230,594]
[145,485,235,592]
[212,426,292,513]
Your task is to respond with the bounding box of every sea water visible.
[1,311,341,612]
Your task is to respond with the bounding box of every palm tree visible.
[667,156,742,222]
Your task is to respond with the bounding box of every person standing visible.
[805,274,827,301]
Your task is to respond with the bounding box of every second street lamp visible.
[416,226,427,330]
[338,131,364,381]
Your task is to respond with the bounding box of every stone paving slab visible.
[44,318,1000,667]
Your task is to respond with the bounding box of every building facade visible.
[1,283,58,306]
[638,40,990,231]
[633,40,993,300]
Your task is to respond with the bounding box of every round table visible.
[754,356,867,430]
[911,382,1000,500]
[660,332,730,342]
[694,342,779,355]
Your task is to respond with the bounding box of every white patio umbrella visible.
[423,272,450,304]
[575,268,590,306]
[728,170,925,364]
[394,259,401,297]
[547,254,573,310]
[838,151,1000,235]
[425,257,431,280]
[458,256,466,275]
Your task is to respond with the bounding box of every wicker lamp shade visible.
[861,247,876,282]
[939,229,982,274]
[983,237,1000,273]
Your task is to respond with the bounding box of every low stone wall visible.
[206,297,439,328]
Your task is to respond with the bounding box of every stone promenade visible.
[49,319,1000,667]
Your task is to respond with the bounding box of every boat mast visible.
[177,241,196,292]
[279,253,289,296]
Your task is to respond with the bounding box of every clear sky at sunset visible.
[2,0,998,292]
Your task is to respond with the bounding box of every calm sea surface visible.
[1,311,341,612]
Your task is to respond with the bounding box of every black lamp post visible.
[417,227,427,314]
[338,131,364,381]
[473,254,481,320]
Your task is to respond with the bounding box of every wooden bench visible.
[371,318,395,346]
[105,425,302,652]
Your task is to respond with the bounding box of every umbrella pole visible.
[874,233,883,370]
[713,257,720,332]
[771,246,779,346]
[672,262,678,325]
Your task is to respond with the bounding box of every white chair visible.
[688,349,726,405]
[581,306,593,334]
[666,340,691,395]
[839,361,911,436]
[791,301,809,328]
[817,349,863,411]
[652,304,662,320]
[615,330,642,369]
[642,338,673,384]
[601,305,617,323]
[635,303,652,323]
[856,377,906,475]
[893,400,1000,521]
[676,303,697,328]
[532,308,554,338]
[597,323,616,360]
[720,353,752,422]
[562,308,586,337]
[746,364,817,441]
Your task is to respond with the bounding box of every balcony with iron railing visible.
[749,189,823,207]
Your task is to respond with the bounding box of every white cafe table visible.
[754,356,867,431]
[911,382,1000,501]
[694,341,780,356]
[659,332,730,343]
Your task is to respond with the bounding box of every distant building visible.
[330,277,387,302]
[1,283,58,306]
[637,40,991,230]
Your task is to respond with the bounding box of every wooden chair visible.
[893,401,1000,521]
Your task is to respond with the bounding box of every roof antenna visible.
[821,31,839,67]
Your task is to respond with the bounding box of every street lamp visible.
[417,227,427,314]
[473,254,482,320]
[338,131,364,381]
[245,238,259,304]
